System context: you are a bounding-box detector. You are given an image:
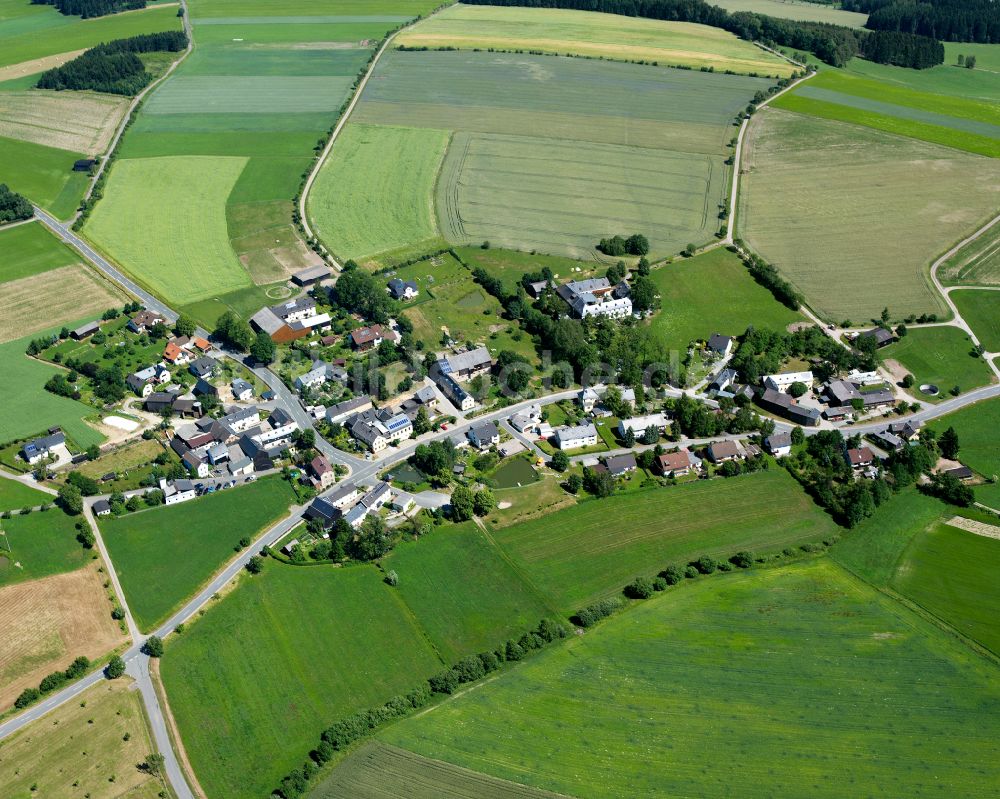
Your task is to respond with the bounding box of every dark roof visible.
[93,499,111,513]
[860,327,894,346]
[945,465,974,480]
[764,432,792,450]
[707,333,732,353]
[604,452,637,475]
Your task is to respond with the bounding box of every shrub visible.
[694,556,717,575]
[574,595,626,627]
[142,636,163,658]
[653,575,669,590]
[684,565,699,579]
[624,576,655,599]
[730,551,755,569]
[660,565,684,585]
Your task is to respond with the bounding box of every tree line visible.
[465,0,944,68]
[31,0,145,19]
[843,0,1000,44]
[37,30,187,94]
[0,184,32,224]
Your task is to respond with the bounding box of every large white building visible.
[763,371,814,393]
[556,278,632,320]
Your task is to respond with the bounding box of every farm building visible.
[859,327,895,348]
[291,265,331,286]
[438,346,492,381]
[70,320,100,340]
[757,388,821,427]
[763,371,814,393]
[556,277,632,319]
[433,369,475,411]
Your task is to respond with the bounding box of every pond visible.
[492,457,539,489]
[389,463,426,485]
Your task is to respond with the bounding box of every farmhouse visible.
[846,447,876,471]
[556,277,632,319]
[859,327,895,348]
[763,371,814,393]
[764,432,792,457]
[128,310,167,334]
[326,395,374,425]
[387,278,419,300]
[707,333,733,358]
[182,451,210,478]
[70,320,100,340]
[554,423,598,450]
[231,379,254,402]
[291,265,331,287]
[468,421,500,450]
[344,482,393,529]
[126,364,170,396]
[21,430,67,465]
[350,324,399,351]
[706,440,741,464]
[654,450,696,477]
[438,346,492,381]
[757,388,820,427]
[618,413,670,439]
[824,379,862,406]
[251,297,330,343]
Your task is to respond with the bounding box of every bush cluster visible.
[0,183,32,224]
[597,233,649,257]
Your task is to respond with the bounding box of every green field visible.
[456,246,604,293]
[308,124,449,262]
[880,325,995,399]
[939,221,1000,286]
[0,2,182,70]
[0,221,77,283]
[709,0,868,27]
[892,522,1000,656]
[647,246,803,351]
[0,134,88,216]
[951,290,1000,351]
[398,5,794,76]
[160,564,443,799]
[84,155,252,305]
[318,49,771,261]
[314,741,564,799]
[739,108,1000,321]
[100,477,296,631]
[0,475,51,512]
[491,469,839,612]
[382,523,555,663]
[382,560,1000,798]
[0,508,87,587]
[0,330,104,449]
[928,397,1000,507]
[145,75,355,115]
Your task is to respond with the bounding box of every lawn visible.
[0,220,77,283]
[308,123,449,263]
[491,475,578,530]
[314,741,563,799]
[100,476,297,631]
[879,325,995,399]
[892,521,1000,656]
[159,564,443,799]
[0,133,88,216]
[646,246,803,351]
[382,560,1000,798]
[0,508,88,588]
[84,155,253,305]
[938,220,1000,286]
[928,397,1000,508]
[397,5,794,76]
[491,469,839,612]
[951,289,1000,351]
[382,523,555,663]
[738,108,1000,321]
[343,49,771,260]
[456,246,603,293]
[0,330,105,449]
[0,679,165,799]
[0,475,51,512]
[709,0,868,27]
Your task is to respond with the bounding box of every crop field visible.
[0,508,88,587]
[397,5,794,76]
[309,124,449,262]
[101,477,296,631]
[0,678,165,799]
[0,264,123,344]
[145,75,355,116]
[160,564,443,799]
[929,397,1000,508]
[0,90,128,154]
[880,326,995,399]
[320,50,772,261]
[0,563,123,712]
[951,290,1000,351]
[647,247,803,351]
[892,522,1000,656]
[491,469,839,612]
[84,155,252,305]
[738,109,1000,321]
[0,133,87,216]
[314,741,564,799]
[709,0,868,26]
[382,523,554,663]
[0,1,181,70]
[0,220,77,283]
[383,560,1000,798]
[0,477,50,512]
[939,221,1000,286]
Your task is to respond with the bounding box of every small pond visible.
[389,463,426,485]
[493,458,539,489]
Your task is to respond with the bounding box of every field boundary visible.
[149,656,207,799]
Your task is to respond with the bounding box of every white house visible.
[557,279,632,319]
[21,431,68,465]
[554,423,598,450]
[127,364,170,397]
[160,478,197,505]
[764,432,792,458]
[468,421,500,450]
[617,413,670,439]
[763,371,814,393]
[510,404,542,434]
[231,379,254,401]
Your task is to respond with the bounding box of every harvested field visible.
[84,155,252,304]
[738,108,1000,321]
[0,678,165,799]
[939,221,1000,286]
[398,5,794,76]
[0,49,86,83]
[383,560,1000,798]
[951,289,1000,351]
[314,741,565,799]
[708,0,868,27]
[0,91,128,154]
[0,563,124,711]
[0,264,123,344]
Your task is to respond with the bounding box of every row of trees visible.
[0,183,32,223]
[597,233,649,257]
[843,0,1000,44]
[31,0,144,17]
[15,656,90,709]
[737,245,802,311]
[37,31,187,94]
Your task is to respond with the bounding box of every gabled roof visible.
[657,451,691,472]
[707,333,732,353]
[470,421,499,442]
[604,452,637,475]
[708,440,740,460]
[846,447,875,466]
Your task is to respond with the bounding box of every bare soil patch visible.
[0,563,126,710]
